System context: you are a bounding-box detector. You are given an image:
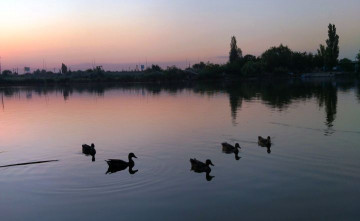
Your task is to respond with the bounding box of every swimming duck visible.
[82,143,95,153]
[190,158,214,173]
[258,136,271,147]
[221,142,241,153]
[82,143,96,161]
[106,153,137,174]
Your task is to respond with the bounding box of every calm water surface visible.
[1,79,360,221]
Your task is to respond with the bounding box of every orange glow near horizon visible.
[0,0,359,70]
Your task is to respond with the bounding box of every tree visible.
[325,24,339,70]
[291,52,314,72]
[229,36,242,63]
[61,63,68,74]
[241,61,264,76]
[2,70,12,76]
[243,54,258,63]
[192,62,206,70]
[339,58,354,72]
[314,44,326,69]
[150,64,162,72]
[261,44,292,73]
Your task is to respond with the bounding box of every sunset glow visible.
[1,0,360,70]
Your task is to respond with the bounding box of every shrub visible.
[241,61,265,76]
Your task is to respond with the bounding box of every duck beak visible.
[133,155,138,159]
[210,162,214,166]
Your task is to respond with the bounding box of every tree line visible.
[1,23,359,81]
[192,24,359,77]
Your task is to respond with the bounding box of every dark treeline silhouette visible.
[1,24,358,84]
[1,78,359,133]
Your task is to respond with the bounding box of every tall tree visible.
[325,24,339,70]
[229,36,242,63]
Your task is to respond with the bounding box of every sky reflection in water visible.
[0,79,360,221]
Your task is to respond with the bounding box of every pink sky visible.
[0,0,359,71]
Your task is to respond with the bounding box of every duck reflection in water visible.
[222,142,241,160]
[82,143,96,162]
[258,136,272,154]
[190,158,215,181]
[106,153,138,175]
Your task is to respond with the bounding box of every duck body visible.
[106,159,130,170]
[82,143,96,155]
[190,158,214,173]
[82,143,96,161]
[221,142,240,153]
[258,136,271,147]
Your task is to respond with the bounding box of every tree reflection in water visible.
[1,78,358,135]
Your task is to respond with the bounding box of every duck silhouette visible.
[222,142,240,152]
[106,153,138,174]
[190,158,214,181]
[258,136,271,147]
[222,142,241,160]
[82,143,96,162]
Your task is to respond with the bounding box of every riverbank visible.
[0,69,358,86]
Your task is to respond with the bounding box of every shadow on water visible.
[0,160,59,168]
[1,78,358,135]
[106,164,138,175]
[258,143,272,154]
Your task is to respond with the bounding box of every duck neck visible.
[128,156,135,165]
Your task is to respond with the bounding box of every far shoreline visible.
[0,71,358,87]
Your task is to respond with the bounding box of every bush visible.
[261,44,292,72]
[225,61,243,75]
[241,61,265,76]
[273,67,290,75]
[339,58,355,72]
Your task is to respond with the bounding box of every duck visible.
[258,136,271,147]
[82,143,95,154]
[82,143,96,161]
[190,158,214,173]
[106,153,137,174]
[221,142,241,153]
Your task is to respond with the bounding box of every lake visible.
[1,79,360,221]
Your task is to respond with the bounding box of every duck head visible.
[128,152,137,159]
[206,159,214,166]
[267,136,271,142]
[235,143,240,149]
[91,143,95,148]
